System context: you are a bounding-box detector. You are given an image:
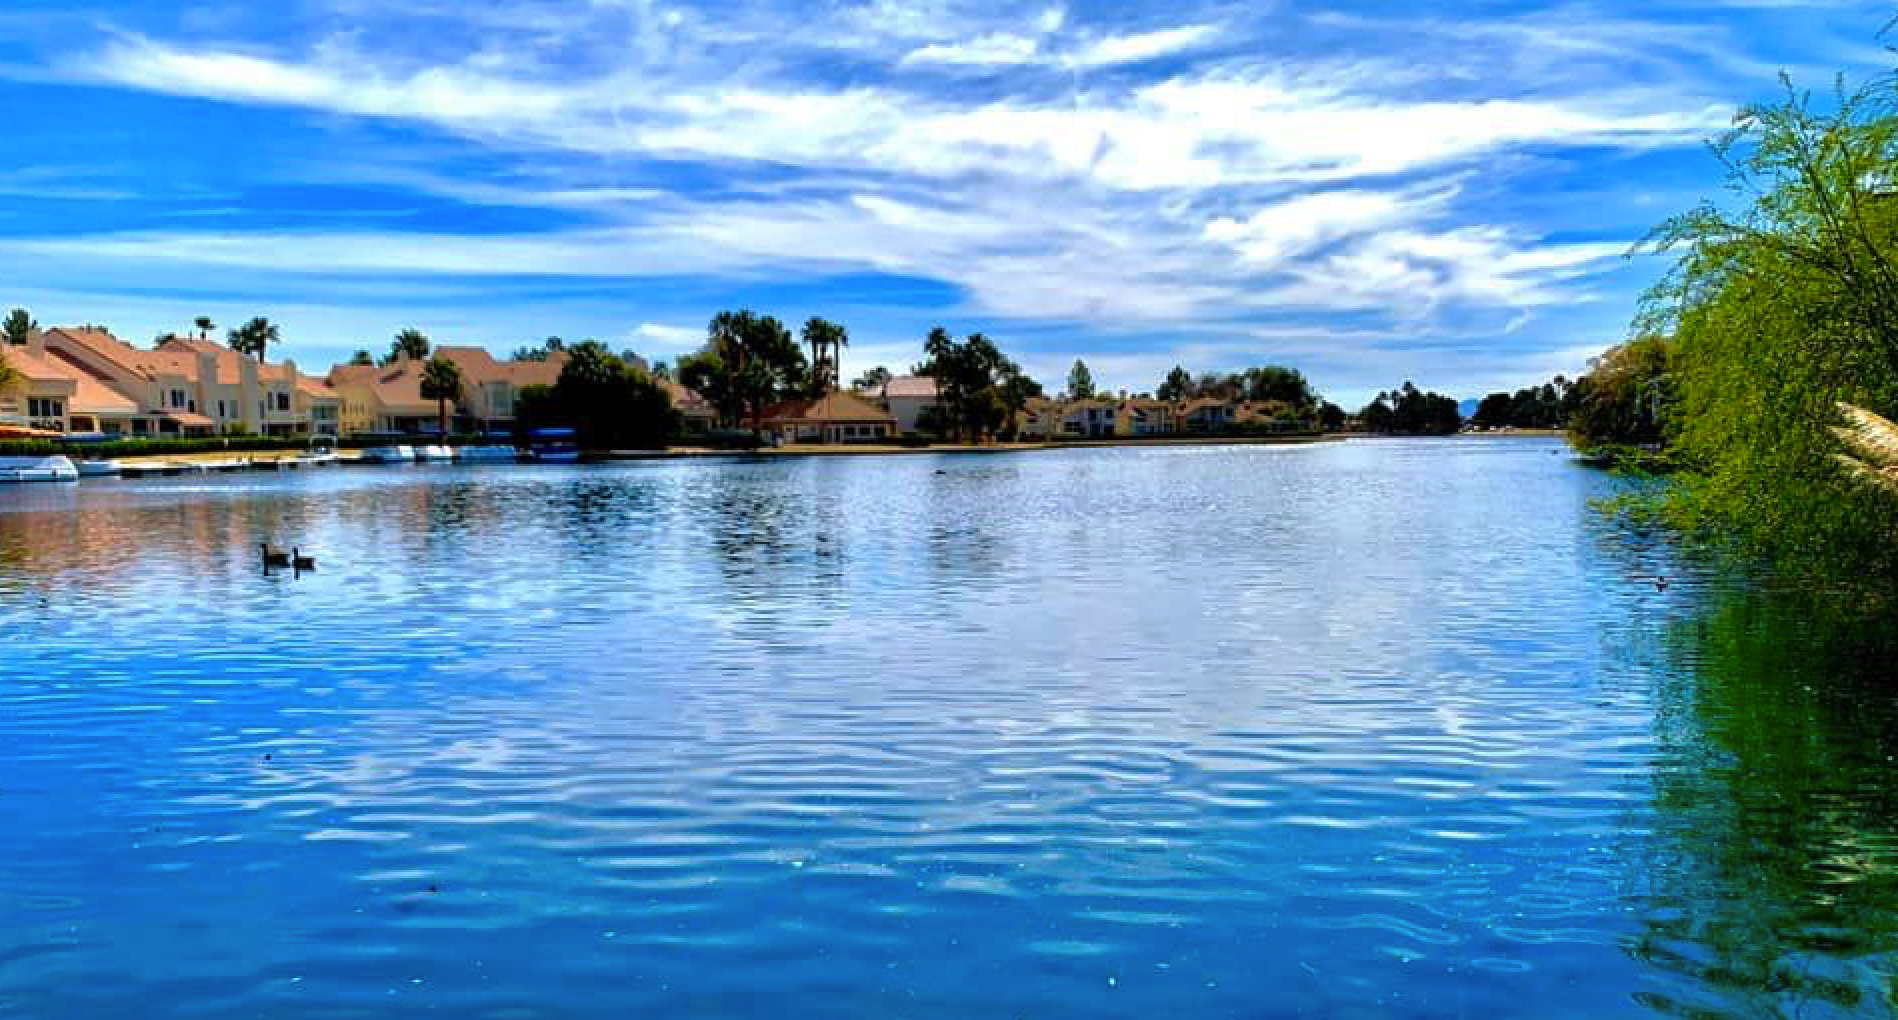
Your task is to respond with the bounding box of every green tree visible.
[419,354,463,436]
[3,308,36,346]
[1359,382,1460,435]
[226,316,279,362]
[348,349,375,366]
[193,316,215,340]
[388,328,430,365]
[1157,365,1193,401]
[1066,359,1095,400]
[801,317,849,394]
[1638,73,1898,580]
[677,310,806,431]
[517,340,678,449]
[1567,337,1674,451]
[1318,401,1346,431]
[916,327,1031,441]
[853,365,893,392]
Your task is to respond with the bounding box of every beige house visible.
[31,327,336,437]
[761,390,896,443]
[329,348,570,436]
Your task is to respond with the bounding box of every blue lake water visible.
[2,439,1896,1018]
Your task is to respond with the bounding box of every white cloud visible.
[1061,24,1218,69]
[901,33,1040,66]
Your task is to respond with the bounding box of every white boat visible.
[414,444,455,462]
[76,459,122,478]
[455,445,520,462]
[0,455,80,483]
[358,445,416,464]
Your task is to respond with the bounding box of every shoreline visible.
[99,430,1567,469]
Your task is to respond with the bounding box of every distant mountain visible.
[1457,398,1481,419]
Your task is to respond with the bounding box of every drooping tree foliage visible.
[853,365,893,392]
[1638,74,1898,580]
[515,340,679,449]
[676,310,808,431]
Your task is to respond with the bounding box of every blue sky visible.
[0,0,1888,404]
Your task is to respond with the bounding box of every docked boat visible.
[414,444,455,462]
[0,455,79,483]
[296,438,340,467]
[455,444,521,462]
[358,445,416,464]
[528,427,581,463]
[75,459,122,478]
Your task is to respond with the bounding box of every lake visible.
[2,439,1895,1019]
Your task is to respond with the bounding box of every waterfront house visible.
[1061,399,1119,438]
[875,375,940,436]
[0,337,79,434]
[1176,397,1238,434]
[326,358,440,435]
[1116,398,1177,437]
[434,346,568,434]
[662,381,717,435]
[37,327,335,437]
[761,390,897,443]
[1016,397,1063,439]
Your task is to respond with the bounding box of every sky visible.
[0,1,1890,405]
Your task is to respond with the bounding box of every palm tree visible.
[802,317,848,394]
[390,328,431,364]
[194,316,215,340]
[1833,403,1898,497]
[227,317,279,362]
[420,354,463,437]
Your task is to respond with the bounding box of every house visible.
[0,336,79,434]
[432,347,570,433]
[1061,399,1119,438]
[1016,397,1064,439]
[876,375,939,435]
[1176,397,1237,434]
[662,380,717,434]
[761,390,897,443]
[1116,398,1176,437]
[326,359,440,436]
[37,327,334,437]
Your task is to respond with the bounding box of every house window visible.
[276,392,291,412]
[27,398,63,419]
[169,389,187,409]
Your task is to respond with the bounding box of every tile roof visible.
[6,345,141,415]
[763,389,896,424]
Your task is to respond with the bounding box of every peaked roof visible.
[5,344,141,415]
[763,389,896,423]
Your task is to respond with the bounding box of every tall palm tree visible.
[1833,403,1898,497]
[420,354,463,437]
[227,317,279,362]
[801,317,848,394]
[194,316,215,340]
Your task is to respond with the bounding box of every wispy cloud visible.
[2,0,1848,402]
